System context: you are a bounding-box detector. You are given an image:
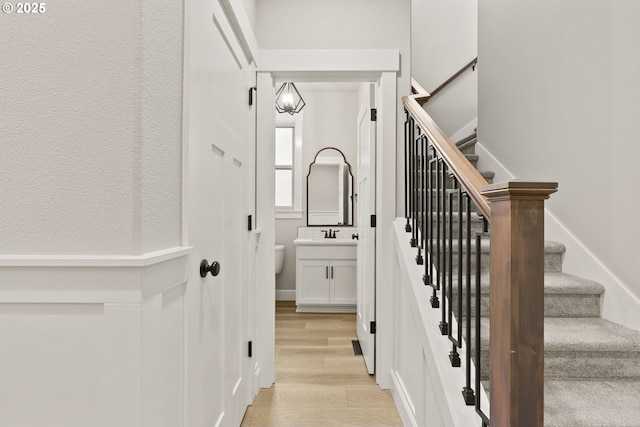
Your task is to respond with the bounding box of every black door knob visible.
[200,259,221,277]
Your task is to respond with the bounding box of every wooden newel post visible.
[481,181,557,427]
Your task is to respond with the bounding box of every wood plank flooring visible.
[241,301,403,427]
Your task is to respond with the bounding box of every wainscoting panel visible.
[0,249,190,427]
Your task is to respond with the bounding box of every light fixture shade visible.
[275,82,305,115]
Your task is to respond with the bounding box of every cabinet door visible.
[298,260,330,304]
[330,260,357,304]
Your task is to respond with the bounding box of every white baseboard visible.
[275,289,295,301]
[476,142,640,331]
[449,118,477,143]
[390,370,418,427]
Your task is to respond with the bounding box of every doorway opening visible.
[253,49,399,393]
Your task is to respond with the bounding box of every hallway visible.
[241,301,402,427]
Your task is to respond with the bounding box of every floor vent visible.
[352,340,363,356]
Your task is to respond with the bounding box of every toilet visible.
[275,244,285,275]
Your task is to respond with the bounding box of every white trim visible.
[476,141,640,331]
[219,0,259,66]
[0,246,192,267]
[258,49,400,74]
[275,112,304,215]
[0,247,192,304]
[275,210,303,220]
[211,1,244,69]
[275,289,296,301]
[295,305,356,313]
[449,117,477,144]
[390,370,419,427]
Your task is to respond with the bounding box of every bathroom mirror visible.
[306,147,354,226]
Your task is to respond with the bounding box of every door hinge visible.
[248,87,256,106]
[370,214,376,228]
[370,108,377,122]
[370,321,376,334]
[247,214,252,231]
[248,341,253,358]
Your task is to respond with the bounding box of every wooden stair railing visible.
[403,79,557,427]
[412,58,478,106]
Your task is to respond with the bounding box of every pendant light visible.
[275,82,305,115]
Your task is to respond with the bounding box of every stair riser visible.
[477,350,640,381]
[412,222,487,241]
[449,293,601,318]
[443,250,563,273]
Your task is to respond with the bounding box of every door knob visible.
[200,259,221,277]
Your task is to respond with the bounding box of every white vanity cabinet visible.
[294,240,357,312]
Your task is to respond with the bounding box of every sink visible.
[293,238,356,246]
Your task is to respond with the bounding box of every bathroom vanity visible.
[293,238,357,312]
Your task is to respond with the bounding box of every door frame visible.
[255,49,398,389]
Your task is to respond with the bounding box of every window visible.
[275,113,303,218]
[275,127,294,208]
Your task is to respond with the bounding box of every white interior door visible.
[184,17,253,426]
[224,148,250,425]
[189,142,249,427]
[356,83,376,374]
[190,139,228,426]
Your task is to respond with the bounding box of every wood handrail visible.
[410,77,431,105]
[403,89,491,220]
[427,57,477,101]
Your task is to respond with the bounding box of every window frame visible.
[275,112,303,219]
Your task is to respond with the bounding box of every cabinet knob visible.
[200,259,221,278]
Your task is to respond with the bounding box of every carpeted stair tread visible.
[543,317,640,353]
[469,272,604,296]
[479,317,640,353]
[545,380,640,427]
[541,272,605,295]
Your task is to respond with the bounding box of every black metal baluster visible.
[410,122,417,247]
[416,134,425,265]
[404,110,412,233]
[462,194,476,405]
[440,161,448,301]
[449,183,462,367]
[441,174,454,336]
[431,156,441,309]
[424,145,435,289]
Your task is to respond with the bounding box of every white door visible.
[188,138,250,427]
[356,83,377,374]
[223,148,250,425]
[184,16,253,427]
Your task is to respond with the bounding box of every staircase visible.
[456,133,640,427]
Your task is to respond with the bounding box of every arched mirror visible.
[306,147,354,226]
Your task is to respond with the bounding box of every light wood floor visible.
[241,301,403,427]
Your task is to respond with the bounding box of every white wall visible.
[411,0,478,137]
[0,0,182,255]
[478,1,640,309]
[276,86,360,296]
